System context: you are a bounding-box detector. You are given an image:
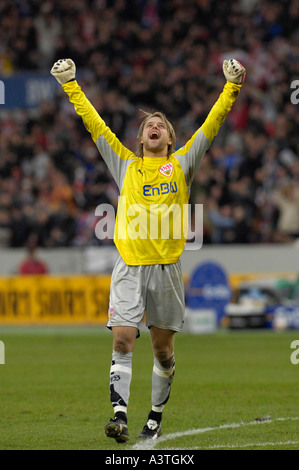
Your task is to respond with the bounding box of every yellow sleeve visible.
[201,81,242,143]
[174,80,242,192]
[62,80,105,143]
[62,80,137,190]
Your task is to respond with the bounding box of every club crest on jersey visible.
[159,162,173,177]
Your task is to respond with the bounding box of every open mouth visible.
[150,131,160,140]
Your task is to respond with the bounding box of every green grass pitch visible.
[1,325,299,450]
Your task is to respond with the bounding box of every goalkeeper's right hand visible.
[51,58,76,85]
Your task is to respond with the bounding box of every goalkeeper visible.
[51,57,245,443]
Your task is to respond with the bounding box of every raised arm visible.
[175,59,245,192]
[51,59,137,190]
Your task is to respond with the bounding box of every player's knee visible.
[155,349,174,369]
[112,326,136,353]
[113,334,132,354]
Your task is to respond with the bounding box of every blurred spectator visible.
[18,235,49,275]
[0,0,299,247]
[0,208,11,246]
[272,184,299,239]
[230,204,252,243]
[34,3,61,68]
[207,201,234,244]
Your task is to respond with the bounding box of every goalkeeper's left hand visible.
[223,59,246,84]
[51,58,76,85]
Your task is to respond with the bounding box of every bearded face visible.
[141,117,172,157]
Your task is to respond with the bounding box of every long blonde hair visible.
[136,110,176,158]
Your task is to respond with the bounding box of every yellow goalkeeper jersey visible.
[62,80,241,265]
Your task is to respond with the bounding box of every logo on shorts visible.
[109,306,115,318]
[159,162,173,177]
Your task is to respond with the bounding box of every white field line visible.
[132,416,299,451]
[192,440,299,450]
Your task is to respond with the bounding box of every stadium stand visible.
[0,0,299,248]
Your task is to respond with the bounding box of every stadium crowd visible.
[0,0,299,248]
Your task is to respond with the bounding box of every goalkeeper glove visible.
[223,58,246,84]
[50,58,76,85]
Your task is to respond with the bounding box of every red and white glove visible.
[51,58,76,85]
[223,59,246,84]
